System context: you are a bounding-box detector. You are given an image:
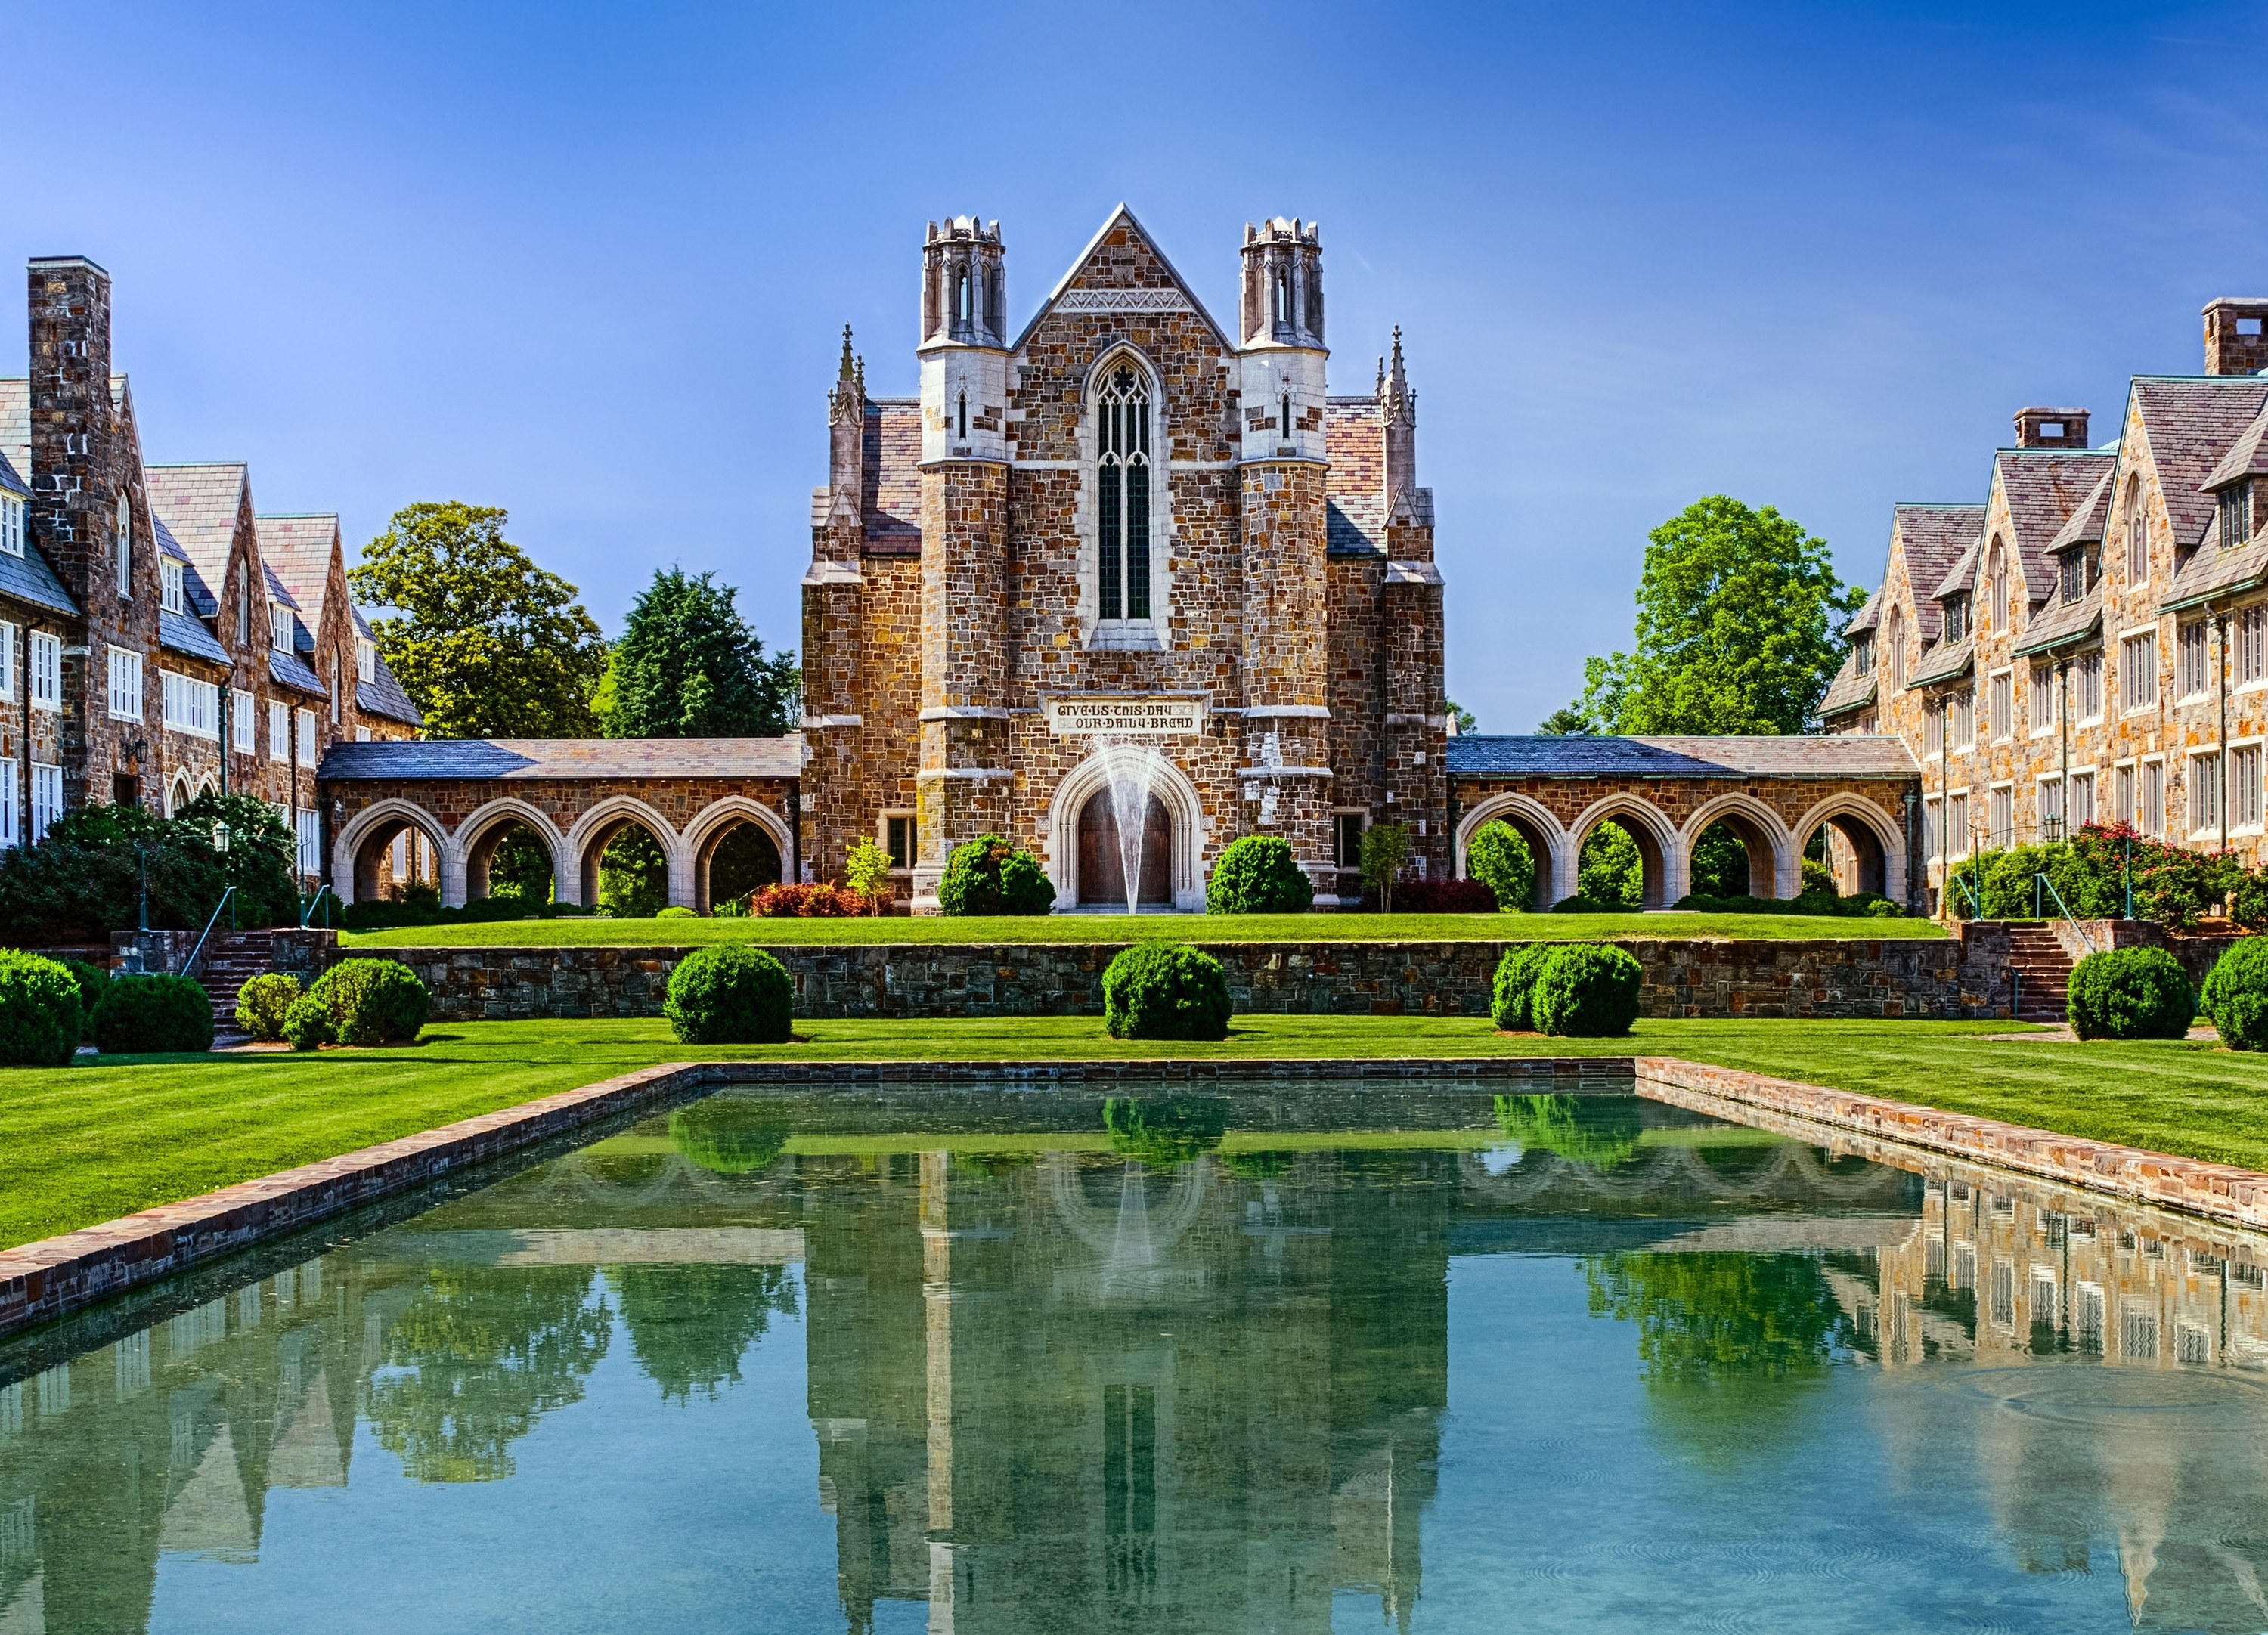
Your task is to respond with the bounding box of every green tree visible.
[597,826,669,918]
[844,835,894,914]
[612,1263,798,1404]
[1445,699,1478,736]
[1576,497,1863,735]
[595,568,800,739]
[350,502,607,739]
[0,791,296,940]
[1578,821,1643,908]
[1535,704,1589,736]
[1359,821,1412,912]
[1466,820,1535,910]
[1687,822,1753,899]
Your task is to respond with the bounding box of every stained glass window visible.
[1097,364,1152,621]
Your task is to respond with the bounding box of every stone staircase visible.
[2003,924,2077,1023]
[194,931,279,1043]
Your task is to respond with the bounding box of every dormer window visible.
[1095,361,1154,624]
[356,635,376,683]
[0,495,21,558]
[271,604,293,654]
[2059,547,2088,605]
[161,560,184,615]
[1943,594,1968,644]
[1852,633,1874,674]
[2223,481,2254,551]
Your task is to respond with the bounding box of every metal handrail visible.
[2034,871,2099,955]
[300,884,337,929]
[1949,872,1981,918]
[183,887,237,981]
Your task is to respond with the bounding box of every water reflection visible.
[5,1088,2268,1630]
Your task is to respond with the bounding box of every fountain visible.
[1092,739,1169,914]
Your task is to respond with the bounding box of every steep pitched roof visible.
[268,647,325,698]
[318,736,804,782]
[1991,447,2116,599]
[1325,398,1387,556]
[1844,585,1882,636]
[1933,537,1981,602]
[1817,654,1876,719]
[144,463,249,593]
[256,514,341,636]
[2161,532,2268,612]
[2131,376,2268,550]
[0,531,77,618]
[1011,203,1233,355]
[1891,505,1984,642]
[1907,633,1975,689]
[2204,401,2268,492]
[2048,467,2116,553]
[2012,587,2102,656]
[1446,734,1916,779]
[349,606,425,727]
[0,447,26,503]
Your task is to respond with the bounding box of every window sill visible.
[1086,623,1164,653]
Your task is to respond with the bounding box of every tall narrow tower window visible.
[1281,392,1293,446]
[114,491,132,598]
[959,269,971,324]
[958,389,968,441]
[1274,266,1289,327]
[1096,364,1153,622]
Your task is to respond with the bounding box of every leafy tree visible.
[1445,699,1478,736]
[1576,497,1864,735]
[0,791,296,940]
[1359,821,1412,912]
[1688,822,1753,899]
[1466,820,1535,910]
[708,825,783,909]
[1535,704,1589,736]
[1577,821,1643,909]
[597,826,669,918]
[1494,1093,1643,1169]
[350,502,607,739]
[486,825,554,903]
[844,835,894,914]
[612,1263,798,1404]
[595,568,800,739]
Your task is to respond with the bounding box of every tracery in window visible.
[1095,364,1153,623]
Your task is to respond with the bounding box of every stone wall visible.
[376,929,2020,1024]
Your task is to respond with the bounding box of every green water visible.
[5,1083,2268,1633]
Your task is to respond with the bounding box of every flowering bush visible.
[1947,823,2234,929]
[747,881,863,918]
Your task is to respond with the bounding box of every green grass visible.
[340,909,1947,950]
[6,1013,2265,1252]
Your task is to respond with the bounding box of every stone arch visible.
[1568,794,1684,909]
[565,796,685,914]
[1794,792,1907,903]
[680,796,793,913]
[1454,792,1569,911]
[194,772,219,802]
[454,797,569,906]
[333,797,454,906]
[1046,745,1207,912]
[1681,792,1800,900]
[164,773,193,817]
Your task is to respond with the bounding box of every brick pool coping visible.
[8,1050,2268,1342]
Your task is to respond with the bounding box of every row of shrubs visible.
[1948,822,2268,930]
[2062,939,2268,1051]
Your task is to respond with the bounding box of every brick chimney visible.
[2204,299,2268,376]
[26,256,114,597]
[2012,407,2090,449]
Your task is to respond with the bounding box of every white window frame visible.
[2119,629,2159,715]
[271,604,293,654]
[28,631,59,713]
[1922,795,1942,863]
[160,559,185,615]
[0,622,14,704]
[2140,757,2167,839]
[2036,773,2065,841]
[1944,788,1972,860]
[2028,664,2057,739]
[2074,651,2105,724]
[0,760,14,848]
[2233,741,2265,833]
[2114,761,2136,828]
[356,635,376,684]
[1083,347,1166,646]
[295,808,321,878]
[2241,605,2268,692]
[269,700,290,761]
[29,762,60,844]
[296,707,317,767]
[1987,670,2013,744]
[0,495,21,558]
[2068,768,2097,831]
[105,646,143,722]
[2127,497,2150,585]
[2177,620,2211,701]
[1950,690,1975,752]
[160,669,218,739]
[231,689,257,754]
[1988,784,2014,851]
[2190,751,2223,838]
[113,491,131,600]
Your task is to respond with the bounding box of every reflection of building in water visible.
[803,1147,1449,1633]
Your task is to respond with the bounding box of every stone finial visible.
[829,327,865,428]
[1382,327,1418,514]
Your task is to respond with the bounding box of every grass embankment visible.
[7,1014,2266,1251]
[341,909,1947,950]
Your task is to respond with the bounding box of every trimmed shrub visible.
[58,958,108,1038]
[307,958,430,1046]
[1531,944,1643,1038]
[655,905,697,920]
[1489,943,1558,1032]
[1670,891,1896,918]
[937,835,1055,917]
[2204,940,2268,1051]
[665,945,794,1044]
[1467,821,1536,911]
[1493,1092,1644,1169]
[1206,835,1314,915]
[1366,878,1501,914]
[2066,946,2196,1041]
[1549,893,1617,914]
[0,951,84,1067]
[283,991,333,1052]
[1103,1096,1228,1165]
[90,973,213,1055]
[1101,944,1232,1041]
[670,1097,795,1173]
[234,973,302,1042]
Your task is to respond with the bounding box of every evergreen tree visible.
[596,568,800,739]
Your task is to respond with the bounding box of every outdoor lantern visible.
[212,821,229,853]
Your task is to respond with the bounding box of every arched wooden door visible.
[1078,791,1172,907]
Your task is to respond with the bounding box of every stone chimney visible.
[26,256,114,596]
[2204,299,2268,376]
[2013,407,2089,449]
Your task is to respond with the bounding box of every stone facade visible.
[1826,298,2268,908]
[798,209,1449,912]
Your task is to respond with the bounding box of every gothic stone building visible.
[798,206,1448,910]
[1823,298,2268,909]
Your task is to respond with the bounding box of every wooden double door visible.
[1077,791,1172,907]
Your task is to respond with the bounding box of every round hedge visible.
[937,835,1055,916]
[665,944,794,1044]
[2066,946,2196,1041]
[0,951,84,1067]
[309,959,430,1046]
[2203,940,2268,1051]
[1489,943,1558,1032]
[90,973,213,1055]
[1531,944,1643,1038]
[670,1098,795,1173]
[234,973,302,1043]
[1101,943,1232,1041]
[57,958,108,1038]
[283,991,334,1052]
[1205,836,1314,915]
[1103,1095,1228,1165]
[656,905,697,920]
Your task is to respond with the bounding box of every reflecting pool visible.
[7,1082,2268,1632]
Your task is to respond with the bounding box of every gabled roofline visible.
[1009,203,1235,356]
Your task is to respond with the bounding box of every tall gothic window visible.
[1097,364,1152,622]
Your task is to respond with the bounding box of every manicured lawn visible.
[340,909,1947,949]
[8,1014,2266,1252]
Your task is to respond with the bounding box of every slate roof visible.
[1907,634,1975,689]
[2204,401,2268,492]
[0,534,77,618]
[159,606,230,665]
[256,515,339,639]
[1992,447,2116,602]
[1933,537,1981,602]
[1844,585,1882,636]
[2012,588,2102,657]
[318,735,805,782]
[2132,376,2268,550]
[1892,505,1985,641]
[268,648,326,698]
[0,379,25,479]
[152,517,218,616]
[0,447,26,502]
[144,463,247,594]
[2047,468,2115,553]
[1445,734,1918,779]
[349,607,425,726]
[1817,659,1876,719]
[2161,534,2268,612]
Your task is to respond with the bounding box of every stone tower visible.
[800,329,869,880]
[1375,327,1448,877]
[914,218,1012,901]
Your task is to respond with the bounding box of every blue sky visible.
[14,2,2268,731]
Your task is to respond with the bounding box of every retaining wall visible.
[360,927,2022,1023]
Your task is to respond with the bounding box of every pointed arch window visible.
[1096,364,1153,622]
